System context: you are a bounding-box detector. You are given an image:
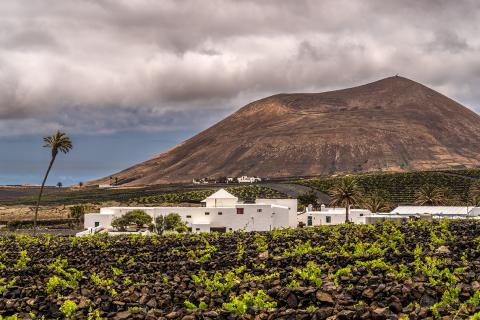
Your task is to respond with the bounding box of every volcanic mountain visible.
[92,76,480,185]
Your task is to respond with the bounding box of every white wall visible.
[305,208,372,226]
[256,199,298,227]
[84,212,115,229]
[204,198,237,208]
[86,203,291,232]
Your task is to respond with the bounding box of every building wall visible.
[204,198,237,208]
[85,204,291,232]
[305,209,372,226]
[256,199,298,227]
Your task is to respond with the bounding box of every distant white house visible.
[83,189,297,233]
[237,176,262,183]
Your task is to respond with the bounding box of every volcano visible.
[91,76,480,185]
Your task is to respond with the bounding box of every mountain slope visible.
[91,76,480,185]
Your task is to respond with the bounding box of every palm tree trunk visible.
[345,200,350,223]
[33,155,56,235]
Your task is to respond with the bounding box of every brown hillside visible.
[91,76,480,185]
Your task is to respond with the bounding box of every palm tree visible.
[33,131,72,234]
[414,184,449,206]
[329,177,363,223]
[363,191,391,213]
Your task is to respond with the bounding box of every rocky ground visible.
[0,220,479,319]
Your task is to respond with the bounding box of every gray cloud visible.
[0,0,479,136]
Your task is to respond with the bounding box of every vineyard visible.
[298,170,480,204]
[133,185,286,205]
[0,185,285,207]
[0,220,479,319]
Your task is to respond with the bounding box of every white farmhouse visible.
[83,189,297,233]
[237,176,262,183]
[298,204,373,226]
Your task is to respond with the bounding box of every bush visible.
[112,210,152,231]
[59,300,77,318]
[155,213,186,234]
[69,205,87,222]
[175,225,188,233]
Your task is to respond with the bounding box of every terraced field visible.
[0,185,285,207]
[1,220,479,319]
[298,170,480,205]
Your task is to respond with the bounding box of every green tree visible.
[111,210,152,231]
[69,205,87,223]
[33,131,72,235]
[414,184,449,206]
[329,177,363,223]
[298,191,318,207]
[111,217,129,231]
[155,213,186,234]
[363,191,391,213]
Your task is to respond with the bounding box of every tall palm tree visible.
[363,191,392,213]
[329,177,363,223]
[33,131,72,235]
[414,184,449,206]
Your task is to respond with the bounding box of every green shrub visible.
[59,300,77,318]
[223,290,276,315]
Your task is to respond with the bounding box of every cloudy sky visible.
[1,0,480,185]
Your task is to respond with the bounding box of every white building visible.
[83,189,297,233]
[389,206,480,218]
[299,205,373,226]
[298,204,480,227]
[237,176,262,183]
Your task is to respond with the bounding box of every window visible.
[307,216,313,226]
[236,208,244,214]
[205,212,210,215]
[257,209,262,213]
[186,215,191,218]
[360,213,364,216]
[196,228,200,231]
[94,221,100,227]
[326,216,331,223]
[218,212,223,215]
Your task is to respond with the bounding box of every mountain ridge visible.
[90,76,480,186]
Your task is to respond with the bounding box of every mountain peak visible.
[90,77,480,186]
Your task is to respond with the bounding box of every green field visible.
[0,184,286,206]
[296,169,480,205]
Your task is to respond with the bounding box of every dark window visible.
[205,212,210,215]
[186,215,191,218]
[196,228,200,231]
[237,208,244,214]
[326,216,331,223]
[257,209,262,212]
[211,227,226,233]
[307,216,313,226]
[360,213,364,216]
[218,212,223,215]
[94,221,100,227]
